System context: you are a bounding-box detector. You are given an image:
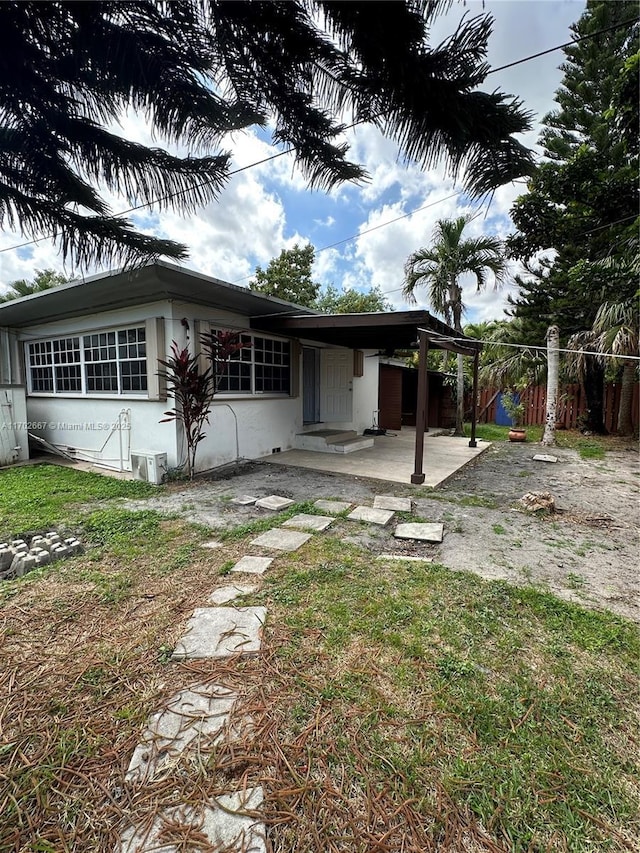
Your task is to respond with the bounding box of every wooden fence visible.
[478,382,639,432]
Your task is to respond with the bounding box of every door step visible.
[328,437,375,453]
[294,429,374,453]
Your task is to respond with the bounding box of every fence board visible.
[478,381,639,431]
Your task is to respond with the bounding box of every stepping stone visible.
[208,583,258,604]
[230,555,273,575]
[126,684,236,784]
[313,499,352,514]
[172,607,267,660]
[377,554,433,562]
[394,522,444,543]
[255,495,295,511]
[200,540,224,549]
[282,513,333,532]
[118,787,266,853]
[347,506,395,526]
[250,529,312,551]
[232,495,259,506]
[533,454,558,463]
[373,495,412,512]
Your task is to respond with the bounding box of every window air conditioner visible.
[131,451,167,485]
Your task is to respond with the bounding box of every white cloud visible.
[0,0,585,318]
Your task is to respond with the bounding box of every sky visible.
[0,0,587,326]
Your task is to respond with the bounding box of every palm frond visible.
[0,0,536,268]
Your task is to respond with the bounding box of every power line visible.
[0,14,637,261]
[487,15,640,75]
[0,137,302,257]
[229,189,468,284]
[427,332,640,362]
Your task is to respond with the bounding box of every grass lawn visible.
[1,464,638,852]
[467,423,617,460]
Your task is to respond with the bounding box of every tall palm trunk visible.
[542,325,559,446]
[617,361,635,435]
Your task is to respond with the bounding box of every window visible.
[254,336,290,393]
[27,326,147,395]
[212,331,291,395]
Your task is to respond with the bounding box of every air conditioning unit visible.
[131,451,167,485]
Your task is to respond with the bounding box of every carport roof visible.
[250,310,481,355]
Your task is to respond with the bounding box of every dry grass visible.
[0,521,263,851]
[1,472,638,852]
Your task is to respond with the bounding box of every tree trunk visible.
[582,356,607,434]
[455,352,464,435]
[617,360,635,435]
[542,325,559,446]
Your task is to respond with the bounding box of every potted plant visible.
[502,391,527,441]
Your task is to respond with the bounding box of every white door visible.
[320,349,352,422]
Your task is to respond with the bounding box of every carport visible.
[251,310,483,485]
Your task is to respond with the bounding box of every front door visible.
[320,349,353,422]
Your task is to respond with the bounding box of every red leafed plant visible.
[201,329,248,392]
[158,331,248,479]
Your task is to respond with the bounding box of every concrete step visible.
[295,429,358,451]
[328,437,374,453]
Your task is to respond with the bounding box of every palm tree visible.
[403,216,507,434]
[592,295,638,436]
[566,242,638,435]
[0,269,70,303]
[0,2,534,270]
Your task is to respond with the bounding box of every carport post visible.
[411,329,429,484]
[469,349,479,448]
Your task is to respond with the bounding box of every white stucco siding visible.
[18,301,177,471]
[195,396,301,471]
[351,351,380,432]
[12,292,384,473]
[25,396,178,471]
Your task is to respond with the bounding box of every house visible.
[0,262,481,482]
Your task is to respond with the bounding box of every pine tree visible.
[508,1,639,432]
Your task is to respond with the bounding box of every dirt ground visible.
[120,437,640,623]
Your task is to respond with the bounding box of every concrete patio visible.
[263,427,491,487]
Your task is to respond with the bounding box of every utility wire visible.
[426,332,640,362]
[228,189,468,284]
[487,15,639,75]
[1,14,637,261]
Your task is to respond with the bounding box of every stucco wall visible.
[14,294,382,475]
[18,301,178,471]
[171,300,303,472]
[26,396,175,470]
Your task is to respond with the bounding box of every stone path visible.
[117,492,439,851]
